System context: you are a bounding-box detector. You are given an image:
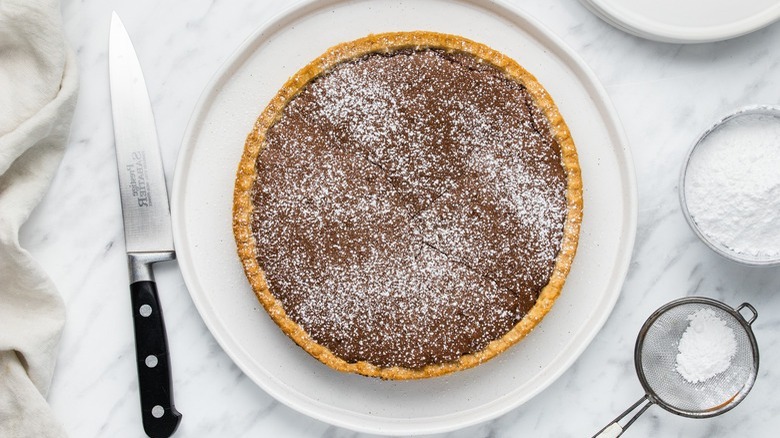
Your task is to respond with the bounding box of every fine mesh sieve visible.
[593,297,759,438]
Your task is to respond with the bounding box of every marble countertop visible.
[26,0,780,436]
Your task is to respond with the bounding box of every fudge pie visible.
[233,31,582,379]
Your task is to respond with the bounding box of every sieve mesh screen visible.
[637,302,755,414]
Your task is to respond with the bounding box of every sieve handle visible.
[736,303,758,325]
[592,395,653,438]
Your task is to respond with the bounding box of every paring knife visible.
[108,12,182,438]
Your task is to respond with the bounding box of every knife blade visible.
[109,11,182,438]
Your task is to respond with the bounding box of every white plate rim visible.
[171,0,638,434]
[582,0,780,43]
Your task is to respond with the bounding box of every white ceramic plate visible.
[172,0,637,434]
[581,0,780,43]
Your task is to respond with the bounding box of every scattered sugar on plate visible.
[675,308,737,384]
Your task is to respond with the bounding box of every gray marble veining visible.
[21,0,780,436]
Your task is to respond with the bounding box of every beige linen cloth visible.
[0,0,78,436]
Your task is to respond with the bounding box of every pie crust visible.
[233,31,582,379]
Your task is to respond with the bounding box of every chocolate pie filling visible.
[248,48,568,369]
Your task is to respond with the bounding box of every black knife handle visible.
[130,280,182,438]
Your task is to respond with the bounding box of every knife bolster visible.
[128,251,176,283]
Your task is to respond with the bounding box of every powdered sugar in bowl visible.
[680,105,780,266]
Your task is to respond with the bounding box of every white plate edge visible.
[583,0,780,43]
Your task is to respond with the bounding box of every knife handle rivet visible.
[151,405,165,418]
[145,355,159,368]
[139,304,152,317]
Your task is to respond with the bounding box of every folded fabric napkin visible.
[0,0,78,436]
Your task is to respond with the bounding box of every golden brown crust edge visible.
[233,31,583,380]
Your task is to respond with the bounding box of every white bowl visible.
[680,105,780,266]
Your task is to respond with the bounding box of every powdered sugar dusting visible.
[250,48,568,369]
